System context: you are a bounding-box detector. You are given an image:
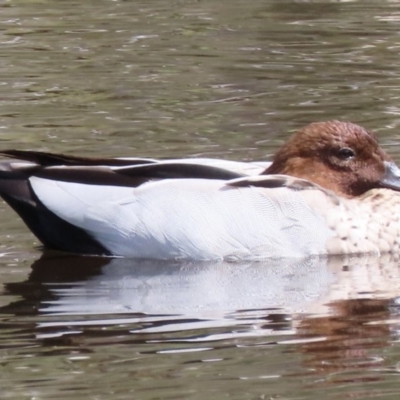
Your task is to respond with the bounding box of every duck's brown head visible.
[264,121,400,198]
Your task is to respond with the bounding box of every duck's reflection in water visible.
[2,252,400,376]
[5,254,343,320]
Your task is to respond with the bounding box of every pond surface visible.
[2,0,400,398]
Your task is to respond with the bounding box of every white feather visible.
[29,176,334,260]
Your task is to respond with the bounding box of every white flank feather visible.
[29,176,334,260]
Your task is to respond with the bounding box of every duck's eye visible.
[337,147,355,160]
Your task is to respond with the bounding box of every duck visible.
[0,120,400,260]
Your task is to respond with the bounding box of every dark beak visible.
[379,162,400,191]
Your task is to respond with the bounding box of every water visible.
[1,254,400,399]
[1,0,400,398]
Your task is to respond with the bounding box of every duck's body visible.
[27,174,335,260]
[1,121,400,260]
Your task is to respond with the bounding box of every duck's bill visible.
[380,162,400,191]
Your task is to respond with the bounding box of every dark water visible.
[2,0,400,398]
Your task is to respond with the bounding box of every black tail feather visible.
[0,174,111,256]
[0,150,156,167]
